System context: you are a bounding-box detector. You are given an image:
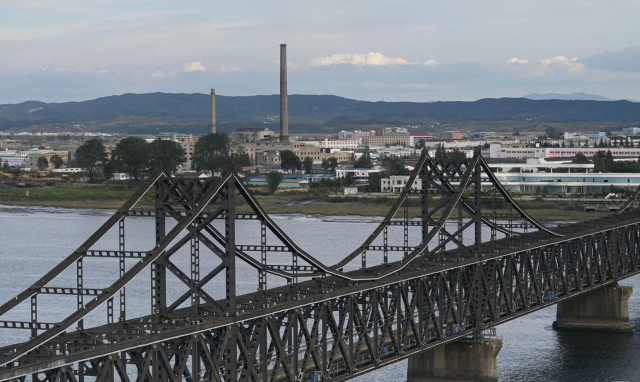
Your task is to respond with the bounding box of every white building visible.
[381,175,422,193]
[320,138,361,150]
[113,173,131,181]
[336,168,380,180]
[487,143,640,160]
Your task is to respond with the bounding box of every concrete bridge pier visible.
[407,335,502,382]
[553,284,633,332]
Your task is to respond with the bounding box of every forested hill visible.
[1,93,639,134]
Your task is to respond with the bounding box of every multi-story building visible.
[339,130,376,140]
[435,131,463,140]
[320,138,361,150]
[23,149,70,170]
[362,132,411,148]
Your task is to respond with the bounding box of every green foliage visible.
[2,160,9,171]
[572,152,590,164]
[280,150,301,173]
[302,157,313,174]
[366,172,381,192]
[354,143,374,168]
[148,139,186,174]
[111,137,151,183]
[192,133,251,173]
[50,154,64,169]
[380,155,409,176]
[36,156,48,171]
[192,133,231,173]
[433,144,467,163]
[545,127,563,139]
[322,158,338,173]
[266,171,284,194]
[75,138,108,183]
[343,174,354,186]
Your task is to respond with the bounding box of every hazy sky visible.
[2,0,640,103]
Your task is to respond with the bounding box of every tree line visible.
[74,133,251,183]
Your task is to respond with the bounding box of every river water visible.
[0,205,638,382]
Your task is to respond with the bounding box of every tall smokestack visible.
[210,88,216,134]
[279,44,289,142]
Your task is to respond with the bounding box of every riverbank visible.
[0,184,614,221]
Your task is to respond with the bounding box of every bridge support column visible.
[407,336,502,382]
[553,284,633,332]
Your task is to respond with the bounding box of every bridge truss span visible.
[0,151,639,382]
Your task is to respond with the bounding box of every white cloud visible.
[507,57,528,65]
[150,70,165,79]
[423,59,438,67]
[183,61,206,72]
[310,52,409,67]
[167,70,179,76]
[218,66,241,72]
[540,56,583,72]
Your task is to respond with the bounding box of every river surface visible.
[0,205,639,382]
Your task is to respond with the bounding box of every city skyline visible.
[2,0,640,104]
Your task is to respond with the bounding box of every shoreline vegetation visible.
[0,184,613,221]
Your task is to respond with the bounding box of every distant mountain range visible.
[1,93,640,134]
[523,92,616,101]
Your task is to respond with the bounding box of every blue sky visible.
[1,0,640,103]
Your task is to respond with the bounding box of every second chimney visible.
[210,88,216,134]
[280,44,289,142]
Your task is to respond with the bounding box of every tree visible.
[2,160,10,171]
[111,137,151,184]
[50,154,64,169]
[321,159,329,172]
[302,157,313,174]
[280,150,301,173]
[380,155,409,176]
[572,152,590,164]
[366,172,381,192]
[75,139,108,183]
[328,158,338,173]
[266,171,284,194]
[192,133,232,174]
[36,156,49,171]
[149,139,186,174]
[354,143,374,168]
[545,127,562,139]
[103,160,116,181]
[343,173,354,186]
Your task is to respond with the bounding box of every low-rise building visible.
[487,143,640,160]
[381,175,422,193]
[336,168,380,180]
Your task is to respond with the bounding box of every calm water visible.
[0,205,639,382]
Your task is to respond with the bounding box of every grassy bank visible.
[0,184,612,221]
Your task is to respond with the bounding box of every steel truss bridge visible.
[1,151,640,382]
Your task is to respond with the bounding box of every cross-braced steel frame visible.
[0,151,639,382]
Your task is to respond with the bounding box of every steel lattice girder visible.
[1,218,639,382]
[1,151,640,382]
